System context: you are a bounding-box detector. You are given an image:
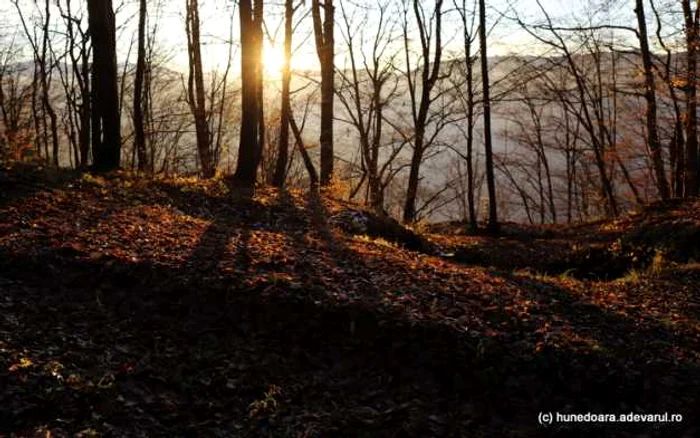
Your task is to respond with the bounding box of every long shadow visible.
[1,183,699,437]
[495,269,700,404]
[266,191,700,433]
[0,163,81,207]
[3,244,698,437]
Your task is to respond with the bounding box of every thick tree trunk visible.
[234,0,264,186]
[88,0,121,172]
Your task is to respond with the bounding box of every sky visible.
[0,0,663,76]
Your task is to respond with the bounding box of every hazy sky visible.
[0,0,651,74]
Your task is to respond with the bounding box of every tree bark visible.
[39,0,59,167]
[402,0,444,223]
[479,0,498,233]
[88,0,121,172]
[635,0,670,200]
[185,0,215,178]
[462,8,478,231]
[134,0,149,172]
[234,0,264,186]
[312,0,334,186]
[682,0,699,197]
[273,0,295,187]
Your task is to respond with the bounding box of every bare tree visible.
[478,0,498,231]
[273,0,301,187]
[452,0,479,230]
[681,0,699,197]
[0,28,33,161]
[650,0,686,198]
[185,0,214,178]
[514,2,619,217]
[234,0,264,186]
[133,0,149,172]
[635,0,669,199]
[502,81,557,223]
[87,0,121,171]
[336,1,402,213]
[55,0,92,169]
[13,0,60,167]
[311,0,334,186]
[401,0,445,223]
[210,4,237,172]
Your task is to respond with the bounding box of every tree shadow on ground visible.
[0,184,698,437]
[0,163,81,207]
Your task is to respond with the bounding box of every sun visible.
[260,41,318,77]
[262,44,286,77]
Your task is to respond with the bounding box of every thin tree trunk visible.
[479,0,498,233]
[312,0,334,186]
[682,0,699,197]
[635,0,669,200]
[274,0,294,187]
[185,0,214,178]
[402,0,444,223]
[672,120,685,198]
[40,0,59,167]
[213,8,235,169]
[289,108,318,186]
[465,36,477,231]
[134,0,148,172]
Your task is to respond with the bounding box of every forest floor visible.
[0,162,699,437]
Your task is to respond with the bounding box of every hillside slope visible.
[0,164,698,437]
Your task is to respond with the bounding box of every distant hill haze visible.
[1,49,690,222]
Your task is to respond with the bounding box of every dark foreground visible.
[1,164,698,437]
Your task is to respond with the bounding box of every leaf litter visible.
[0,164,698,437]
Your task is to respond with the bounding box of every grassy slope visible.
[0,163,698,437]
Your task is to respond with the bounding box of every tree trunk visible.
[635,0,669,200]
[465,30,477,231]
[402,0,444,223]
[682,0,699,197]
[289,107,319,186]
[672,120,685,198]
[185,0,214,178]
[88,0,121,172]
[403,135,424,222]
[234,0,264,186]
[39,0,59,168]
[479,0,498,233]
[134,0,148,172]
[79,30,91,168]
[312,0,334,186]
[273,0,294,187]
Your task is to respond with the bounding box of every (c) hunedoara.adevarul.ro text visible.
[538,412,683,426]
